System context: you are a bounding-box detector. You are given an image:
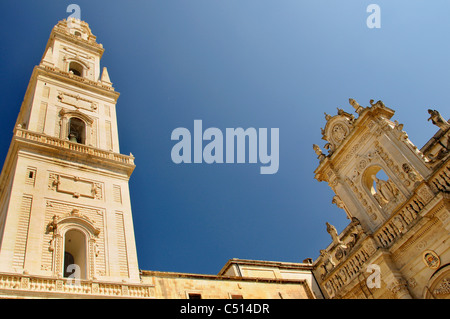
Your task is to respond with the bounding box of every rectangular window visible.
[25,167,37,186]
[231,294,243,299]
[188,293,202,299]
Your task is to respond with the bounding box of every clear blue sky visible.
[0,1,448,275]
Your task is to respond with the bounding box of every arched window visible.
[63,229,87,280]
[68,117,86,144]
[68,61,83,77]
[363,166,399,206]
[74,31,82,37]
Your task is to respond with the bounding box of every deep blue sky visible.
[0,1,448,275]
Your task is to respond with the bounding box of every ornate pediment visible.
[316,99,392,158]
[321,105,356,155]
[47,209,100,237]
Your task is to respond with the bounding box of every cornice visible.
[36,65,120,100]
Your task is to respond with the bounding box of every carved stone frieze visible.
[57,90,98,112]
[433,278,450,296]
[48,172,103,200]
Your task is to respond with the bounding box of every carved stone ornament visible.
[422,250,441,269]
[349,98,363,113]
[331,123,348,144]
[313,144,326,162]
[427,109,450,131]
[433,278,450,296]
[48,172,103,200]
[57,90,98,112]
[387,277,409,296]
[332,195,351,219]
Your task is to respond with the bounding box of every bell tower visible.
[0,18,140,284]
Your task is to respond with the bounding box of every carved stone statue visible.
[332,195,351,219]
[372,175,399,202]
[313,144,326,162]
[47,215,58,234]
[427,109,450,131]
[349,98,360,110]
[326,222,347,248]
[320,249,335,270]
[349,98,364,113]
[326,222,339,243]
[350,217,364,234]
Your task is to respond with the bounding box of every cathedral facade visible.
[312,100,450,299]
[0,18,448,299]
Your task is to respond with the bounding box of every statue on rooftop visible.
[428,109,450,131]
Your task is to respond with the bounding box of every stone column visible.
[387,276,412,299]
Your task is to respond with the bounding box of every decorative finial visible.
[349,98,363,114]
[313,144,326,162]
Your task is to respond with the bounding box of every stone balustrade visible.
[0,273,153,298]
[321,245,371,298]
[429,161,450,193]
[319,175,443,298]
[14,128,135,165]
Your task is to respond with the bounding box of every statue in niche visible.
[372,175,399,203]
[373,192,387,206]
[428,109,450,131]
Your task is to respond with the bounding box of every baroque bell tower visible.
[0,18,140,284]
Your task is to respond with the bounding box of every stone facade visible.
[0,18,316,299]
[312,99,450,299]
[0,18,448,299]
